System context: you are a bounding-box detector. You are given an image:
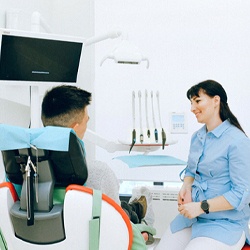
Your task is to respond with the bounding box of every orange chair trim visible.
[242,244,250,249]
[66,184,133,250]
[0,182,19,202]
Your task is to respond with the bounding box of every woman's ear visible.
[214,95,220,107]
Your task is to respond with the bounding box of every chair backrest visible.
[1,126,88,244]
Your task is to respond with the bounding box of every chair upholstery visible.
[0,125,132,249]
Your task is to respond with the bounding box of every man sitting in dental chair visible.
[41,85,155,249]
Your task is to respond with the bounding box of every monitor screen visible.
[0,30,83,83]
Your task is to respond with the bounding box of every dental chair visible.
[0,125,133,250]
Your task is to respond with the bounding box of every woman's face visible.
[190,90,220,125]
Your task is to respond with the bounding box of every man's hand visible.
[141,232,149,241]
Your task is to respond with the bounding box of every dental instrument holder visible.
[127,90,170,153]
[127,130,167,153]
[84,129,177,154]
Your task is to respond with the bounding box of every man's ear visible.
[70,122,78,131]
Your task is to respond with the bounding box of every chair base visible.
[10,202,65,244]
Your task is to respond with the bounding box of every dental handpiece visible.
[156,91,166,149]
[145,90,150,138]
[138,90,143,143]
[151,91,158,143]
[129,91,136,153]
[129,129,136,153]
[161,128,166,149]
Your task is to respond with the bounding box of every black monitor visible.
[0,29,83,84]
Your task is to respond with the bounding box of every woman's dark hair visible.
[186,79,245,134]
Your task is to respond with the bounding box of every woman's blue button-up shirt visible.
[171,119,250,245]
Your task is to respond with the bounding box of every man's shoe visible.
[121,201,140,224]
[129,195,147,220]
[130,186,155,226]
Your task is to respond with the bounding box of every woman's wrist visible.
[182,177,194,190]
[182,183,192,191]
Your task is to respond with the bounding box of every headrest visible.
[50,132,88,186]
[0,125,88,187]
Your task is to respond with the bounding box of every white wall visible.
[94,0,250,165]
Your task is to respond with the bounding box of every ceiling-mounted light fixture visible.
[84,29,149,68]
[100,36,149,68]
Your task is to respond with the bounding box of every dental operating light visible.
[100,38,149,68]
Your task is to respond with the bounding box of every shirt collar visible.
[197,119,231,139]
[210,119,231,138]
